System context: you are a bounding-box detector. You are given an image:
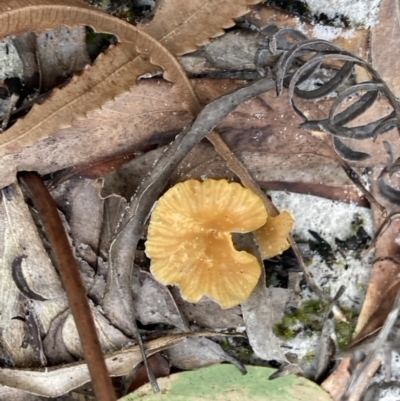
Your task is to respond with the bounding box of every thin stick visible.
[19,171,116,401]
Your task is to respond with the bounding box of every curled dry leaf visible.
[62,305,131,358]
[0,183,67,366]
[42,309,75,366]
[126,353,171,394]
[247,5,369,64]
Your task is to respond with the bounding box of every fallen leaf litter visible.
[1,0,400,400]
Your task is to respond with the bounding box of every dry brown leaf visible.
[0,333,192,397]
[164,336,243,371]
[0,0,264,187]
[98,77,398,202]
[49,150,145,187]
[42,309,75,366]
[0,77,353,193]
[322,358,352,401]
[51,178,104,255]
[170,286,244,328]
[371,0,400,96]
[132,271,186,330]
[0,0,199,187]
[322,357,381,401]
[141,0,261,56]
[0,184,67,366]
[126,353,171,394]
[13,26,90,92]
[62,305,131,358]
[0,45,155,178]
[351,169,400,344]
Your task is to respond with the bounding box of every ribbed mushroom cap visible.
[254,211,294,260]
[145,179,267,309]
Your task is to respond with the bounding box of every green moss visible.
[302,299,325,315]
[219,338,232,351]
[302,351,315,362]
[351,215,364,233]
[305,258,314,267]
[273,298,327,340]
[273,322,298,339]
[273,295,358,352]
[239,348,252,359]
[113,8,137,23]
[358,284,367,293]
[335,308,358,350]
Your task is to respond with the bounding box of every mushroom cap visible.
[145,179,267,309]
[254,211,294,260]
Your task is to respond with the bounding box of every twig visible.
[135,327,160,393]
[18,171,116,401]
[341,291,400,401]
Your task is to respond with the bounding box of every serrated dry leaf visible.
[371,0,400,96]
[141,0,261,56]
[0,0,199,187]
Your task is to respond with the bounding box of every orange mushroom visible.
[254,211,294,260]
[145,179,293,309]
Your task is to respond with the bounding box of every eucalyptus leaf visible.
[120,364,333,401]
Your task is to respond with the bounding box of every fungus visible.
[145,179,293,309]
[254,211,294,260]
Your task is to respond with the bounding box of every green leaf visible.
[119,364,333,401]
